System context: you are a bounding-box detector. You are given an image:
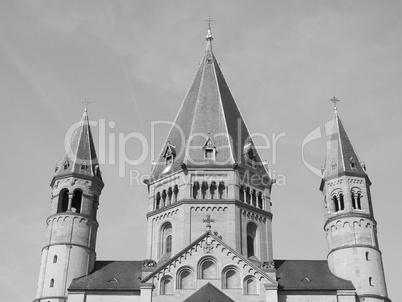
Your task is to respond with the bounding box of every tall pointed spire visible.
[322,98,366,181]
[150,21,266,181]
[52,108,103,184]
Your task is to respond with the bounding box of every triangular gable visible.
[141,231,277,286]
[183,282,235,302]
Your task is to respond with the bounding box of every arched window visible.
[53,255,57,263]
[332,195,339,212]
[160,276,173,295]
[167,187,173,205]
[198,257,217,279]
[58,189,69,213]
[210,181,217,199]
[246,187,251,204]
[201,181,208,199]
[193,181,200,199]
[155,192,161,209]
[339,193,345,210]
[222,266,240,289]
[251,189,257,206]
[239,185,245,202]
[218,181,225,199]
[351,188,362,210]
[161,223,172,256]
[243,276,257,295]
[50,279,54,287]
[257,192,263,209]
[162,190,167,207]
[71,190,82,213]
[173,185,179,202]
[177,268,194,289]
[247,223,257,258]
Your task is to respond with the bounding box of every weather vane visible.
[329,96,340,111]
[82,98,93,111]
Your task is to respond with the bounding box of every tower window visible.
[173,185,179,202]
[161,223,172,256]
[218,181,225,199]
[257,192,263,209]
[155,192,161,209]
[369,277,373,286]
[210,181,217,199]
[53,255,57,263]
[71,190,82,213]
[162,190,167,207]
[351,188,363,210]
[246,223,257,258]
[58,189,69,213]
[193,181,200,199]
[201,181,208,199]
[366,251,370,261]
[339,193,345,210]
[50,279,54,287]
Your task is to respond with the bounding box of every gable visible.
[183,282,235,302]
[142,232,277,300]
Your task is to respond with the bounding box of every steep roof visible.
[321,108,367,183]
[69,261,142,292]
[275,259,355,291]
[51,109,103,186]
[183,282,235,302]
[150,30,266,181]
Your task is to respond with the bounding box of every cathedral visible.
[33,25,391,302]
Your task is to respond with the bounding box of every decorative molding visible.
[240,209,267,223]
[153,209,179,222]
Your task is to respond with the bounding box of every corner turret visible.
[320,99,390,302]
[34,109,104,302]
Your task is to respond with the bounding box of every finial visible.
[204,16,215,41]
[329,96,340,113]
[82,98,93,112]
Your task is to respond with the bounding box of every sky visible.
[0,1,401,301]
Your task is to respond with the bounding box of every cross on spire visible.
[82,99,93,112]
[204,16,215,29]
[204,17,215,41]
[203,215,215,232]
[329,96,340,112]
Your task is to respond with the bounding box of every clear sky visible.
[1,1,401,301]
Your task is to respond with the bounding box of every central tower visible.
[144,25,274,266]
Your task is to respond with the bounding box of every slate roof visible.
[69,261,142,292]
[51,109,103,187]
[321,109,367,183]
[150,31,268,182]
[275,260,355,291]
[183,282,235,302]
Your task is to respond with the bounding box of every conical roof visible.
[151,29,266,181]
[52,109,103,185]
[322,108,367,181]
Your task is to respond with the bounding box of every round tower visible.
[320,100,390,302]
[34,109,104,302]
